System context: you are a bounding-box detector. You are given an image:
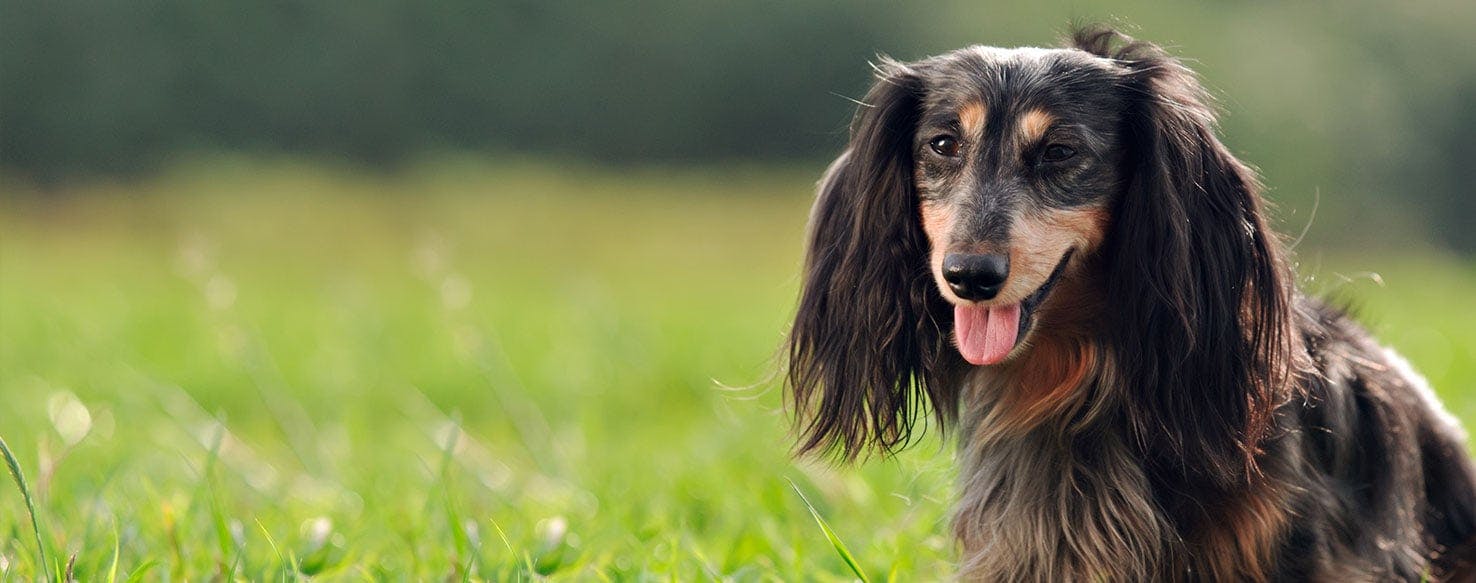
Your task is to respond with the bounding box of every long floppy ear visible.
[1077,28,1295,484]
[786,60,958,460]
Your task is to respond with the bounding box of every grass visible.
[1,435,51,580]
[0,158,1473,580]
[788,479,870,582]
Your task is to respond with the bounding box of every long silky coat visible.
[786,27,1476,581]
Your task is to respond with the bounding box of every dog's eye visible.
[929,135,960,157]
[1041,144,1076,163]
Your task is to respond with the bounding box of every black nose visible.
[943,253,1010,301]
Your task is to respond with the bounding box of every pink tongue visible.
[954,303,1021,366]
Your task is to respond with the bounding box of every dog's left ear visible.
[786,60,958,461]
[1078,28,1296,483]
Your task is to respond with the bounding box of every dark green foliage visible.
[1,1,1473,251]
[0,0,919,177]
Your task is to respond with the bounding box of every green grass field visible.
[2,160,1473,580]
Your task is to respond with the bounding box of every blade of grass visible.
[787,478,870,583]
[106,526,120,583]
[0,435,51,583]
[444,498,472,567]
[488,516,536,576]
[459,553,475,583]
[76,464,124,566]
[121,558,158,583]
[202,427,238,568]
[255,517,294,579]
[431,417,474,569]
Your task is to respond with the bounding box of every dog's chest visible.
[951,371,1171,581]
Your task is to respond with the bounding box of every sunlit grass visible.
[0,159,1471,579]
[1,435,52,581]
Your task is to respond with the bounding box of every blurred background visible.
[2,1,1473,579]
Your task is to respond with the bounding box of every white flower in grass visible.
[46,390,92,447]
[230,519,246,547]
[537,516,567,548]
[463,519,481,548]
[304,517,333,550]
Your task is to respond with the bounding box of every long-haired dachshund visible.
[786,26,1476,581]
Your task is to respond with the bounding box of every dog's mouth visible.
[953,250,1074,366]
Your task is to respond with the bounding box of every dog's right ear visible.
[786,60,958,461]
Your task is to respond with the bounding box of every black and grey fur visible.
[786,26,1476,581]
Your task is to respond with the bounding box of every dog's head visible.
[788,27,1293,470]
[907,46,1123,366]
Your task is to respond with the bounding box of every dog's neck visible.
[953,383,1169,580]
[948,267,1287,581]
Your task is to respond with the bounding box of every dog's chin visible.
[947,250,1074,366]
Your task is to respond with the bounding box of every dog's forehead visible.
[967,45,1069,64]
[919,46,1116,110]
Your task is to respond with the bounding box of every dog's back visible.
[1257,298,1476,579]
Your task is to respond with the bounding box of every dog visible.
[785,26,1476,581]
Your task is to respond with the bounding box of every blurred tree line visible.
[1,0,1472,251]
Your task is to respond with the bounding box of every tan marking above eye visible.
[1017,109,1055,144]
[958,101,987,138]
